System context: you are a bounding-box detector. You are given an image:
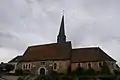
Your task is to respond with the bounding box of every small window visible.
[88,63,91,68]
[99,62,102,67]
[28,64,31,69]
[41,62,45,65]
[23,64,26,69]
[78,63,81,67]
[26,64,28,69]
[54,63,57,70]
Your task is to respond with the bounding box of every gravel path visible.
[2,75,19,80]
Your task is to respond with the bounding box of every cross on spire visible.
[62,10,65,15]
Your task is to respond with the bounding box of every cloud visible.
[0,0,120,65]
[0,47,22,63]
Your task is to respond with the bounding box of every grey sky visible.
[0,0,120,65]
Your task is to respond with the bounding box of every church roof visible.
[8,55,22,63]
[17,15,116,63]
[71,47,116,62]
[20,41,71,62]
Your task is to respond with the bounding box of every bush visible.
[46,70,59,80]
[0,63,14,73]
[15,69,23,76]
[23,70,31,75]
[4,64,14,73]
[114,70,120,75]
[71,67,85,76]
[99,62,112,75]
[84,68,96,75]
[34,75,47,80]
[67,66,71,75]
[17,76,23,80]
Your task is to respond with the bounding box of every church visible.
[9,15,119,75]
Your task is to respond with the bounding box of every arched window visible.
[26,64,28,69]
[88,63,91,68]
[54,63,57,70]
[23,64,25,69]
[78,63,81,67]
[99,62,102,67]
[28,64,31,69]
[23,64,27,69]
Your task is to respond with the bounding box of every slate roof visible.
[8,55,22,63]
[20,41,72,62]
[19,43,116,62]
[71,47,116,62]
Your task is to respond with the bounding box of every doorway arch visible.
[38,67,47,75]
[40,68,45,75]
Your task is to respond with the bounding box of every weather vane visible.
[62,10,65,15]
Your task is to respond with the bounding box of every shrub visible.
[67,65,71,75]
[71,66,85,76]
[0,63,14,73]
[99,62,112,75]
[23,70,31,75]
[46,70,59,80]
[17,76,23,80]
[15,69,23,76]
[84,68,96,75]
[34,75,47,80]
[4,64,14,73]
[114,70,120,75]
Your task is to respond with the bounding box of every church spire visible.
[57,15,66,43]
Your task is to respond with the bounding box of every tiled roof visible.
[19,42,116,62]
[8,55,22,63]
[20,41,72,62]
[71,47,116,62]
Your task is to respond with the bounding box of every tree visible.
[114,70,120,75]
[99,62,113,80]
[0,63,14,73]
[99,62,112,75]
[4,64,14,72]
[67,65,71,75]
[15,69,23,76]
[71,66,85,76]
[46,70,59,80]
[84,68,96,75]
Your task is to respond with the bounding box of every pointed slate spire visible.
[59,15,65,36]
[57,15,66,43]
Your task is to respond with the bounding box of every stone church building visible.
[9,15,119,75]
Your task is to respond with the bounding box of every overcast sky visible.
[0,0,120,65]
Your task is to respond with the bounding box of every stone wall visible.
[71,61,103,71]
[18,60,117,74]
[19,59,70,75]
[71,61,117,74]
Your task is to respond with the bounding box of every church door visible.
[40,68,45,75]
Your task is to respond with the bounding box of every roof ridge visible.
[29,42,57,48]
[28,41,71,48]
[72,47,100,50]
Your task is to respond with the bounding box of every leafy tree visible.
[84,68,96,75]
[71,66,85,76]
[67,65,71,75]
[15,69,23,76]
[98,62,114,80]
[4,64,14,72]
[0,63,14,73]
[99,62,112,75]
[114,70,120,75]
[46,70,59,80]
